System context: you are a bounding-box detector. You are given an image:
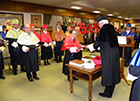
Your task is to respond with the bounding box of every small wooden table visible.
[66,59,102,101]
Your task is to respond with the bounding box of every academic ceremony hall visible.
[0,0,140,101]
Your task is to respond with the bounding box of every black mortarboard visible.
[97,15,107,23]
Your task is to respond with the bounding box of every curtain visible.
[43,14,52,24]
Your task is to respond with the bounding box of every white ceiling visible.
[12,0,140,20]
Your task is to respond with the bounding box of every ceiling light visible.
[124,18,129,20]
[107,14,113,16]
[71,6,82,9]
[118,16,122,18]
[93,11,101,13]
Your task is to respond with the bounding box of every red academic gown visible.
[62,35,82,75]
[40,31,53,60]
[33,31,40,40]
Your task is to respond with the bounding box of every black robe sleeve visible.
[129,65,140,77]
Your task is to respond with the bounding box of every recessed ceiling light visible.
[118,16,122,18]
[71,6,82,9]
[93,11,101,13]
[107,14,113,16]
[124,18,129,20]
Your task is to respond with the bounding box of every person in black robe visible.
[62,29,83,81]
[6,19,25,75]
[92,16,120,98]
[127,48,140,101]
[17,24,40,82]
[0,39,5,79]
[40,24,53,65]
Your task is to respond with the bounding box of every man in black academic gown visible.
[93,16,120,98]
[0,38,5,79]
[6,19,25,75]
[127,48,140,101]
[17,24,40,82]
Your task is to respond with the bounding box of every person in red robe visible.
[62,29,83,81]
[40,24,53,65]
[30,23,40,40]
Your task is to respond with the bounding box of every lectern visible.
[118,36,135,86]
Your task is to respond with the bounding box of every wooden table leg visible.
[88,75,92,101]
[70,68,73,93]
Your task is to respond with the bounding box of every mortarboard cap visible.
[11,19,19,25]
[126,23,132,27]
[97,15,107,23]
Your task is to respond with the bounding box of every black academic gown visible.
[94,24,120,86]
[63,50,81,75]
[19,45,39,73]
[6,38,23,66]
[41,45,53,60]
[0,40,4,71]
[129,65,140,101]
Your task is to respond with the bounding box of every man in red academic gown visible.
[30,23,40,40]
[62,29,83,81]
[40,24,53,65]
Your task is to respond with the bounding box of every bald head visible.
[24,24,31,33]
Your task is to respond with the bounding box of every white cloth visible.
[70,47,77,53]
[43,42,49,47]
[43,31,47,34]
[22,46,29,53]
[0,46,5,51]
[87,43,95,52]
[127,67,139,81]
[11,41,18,48]
[57,28,60,32]
[49,43,52,46]
[53,41,56,45]
[0,25,2,32]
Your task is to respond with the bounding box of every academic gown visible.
[0,39,4,71]
[121,30,135,66]
[94,24,120,86]
[40,31,53,60]
[17,32,40,72]
[33,31,40,40]
[62,35,82,75]
[6,29,23,66]
[128,48,140,101]
[0,31,7,40]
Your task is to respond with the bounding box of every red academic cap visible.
[30,23,35,27]
[42,24,48,29]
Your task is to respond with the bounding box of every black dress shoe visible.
[0,75,6,79]
[73,77,79,81]
[47,62,50,65]
[99,93,111,98]
[13,72,17,75]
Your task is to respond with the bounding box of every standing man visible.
[121,23,135,66]
[52,21,65,63]
[6,20,12,31]
[6,19,25,75]
[17,24,40,82]
[90,16,120,98]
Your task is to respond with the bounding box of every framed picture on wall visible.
[31,15,41,28]
[0,12,23,26]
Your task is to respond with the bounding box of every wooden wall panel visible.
[0,0,133,23]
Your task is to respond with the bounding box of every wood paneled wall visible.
[0,0,137,24]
